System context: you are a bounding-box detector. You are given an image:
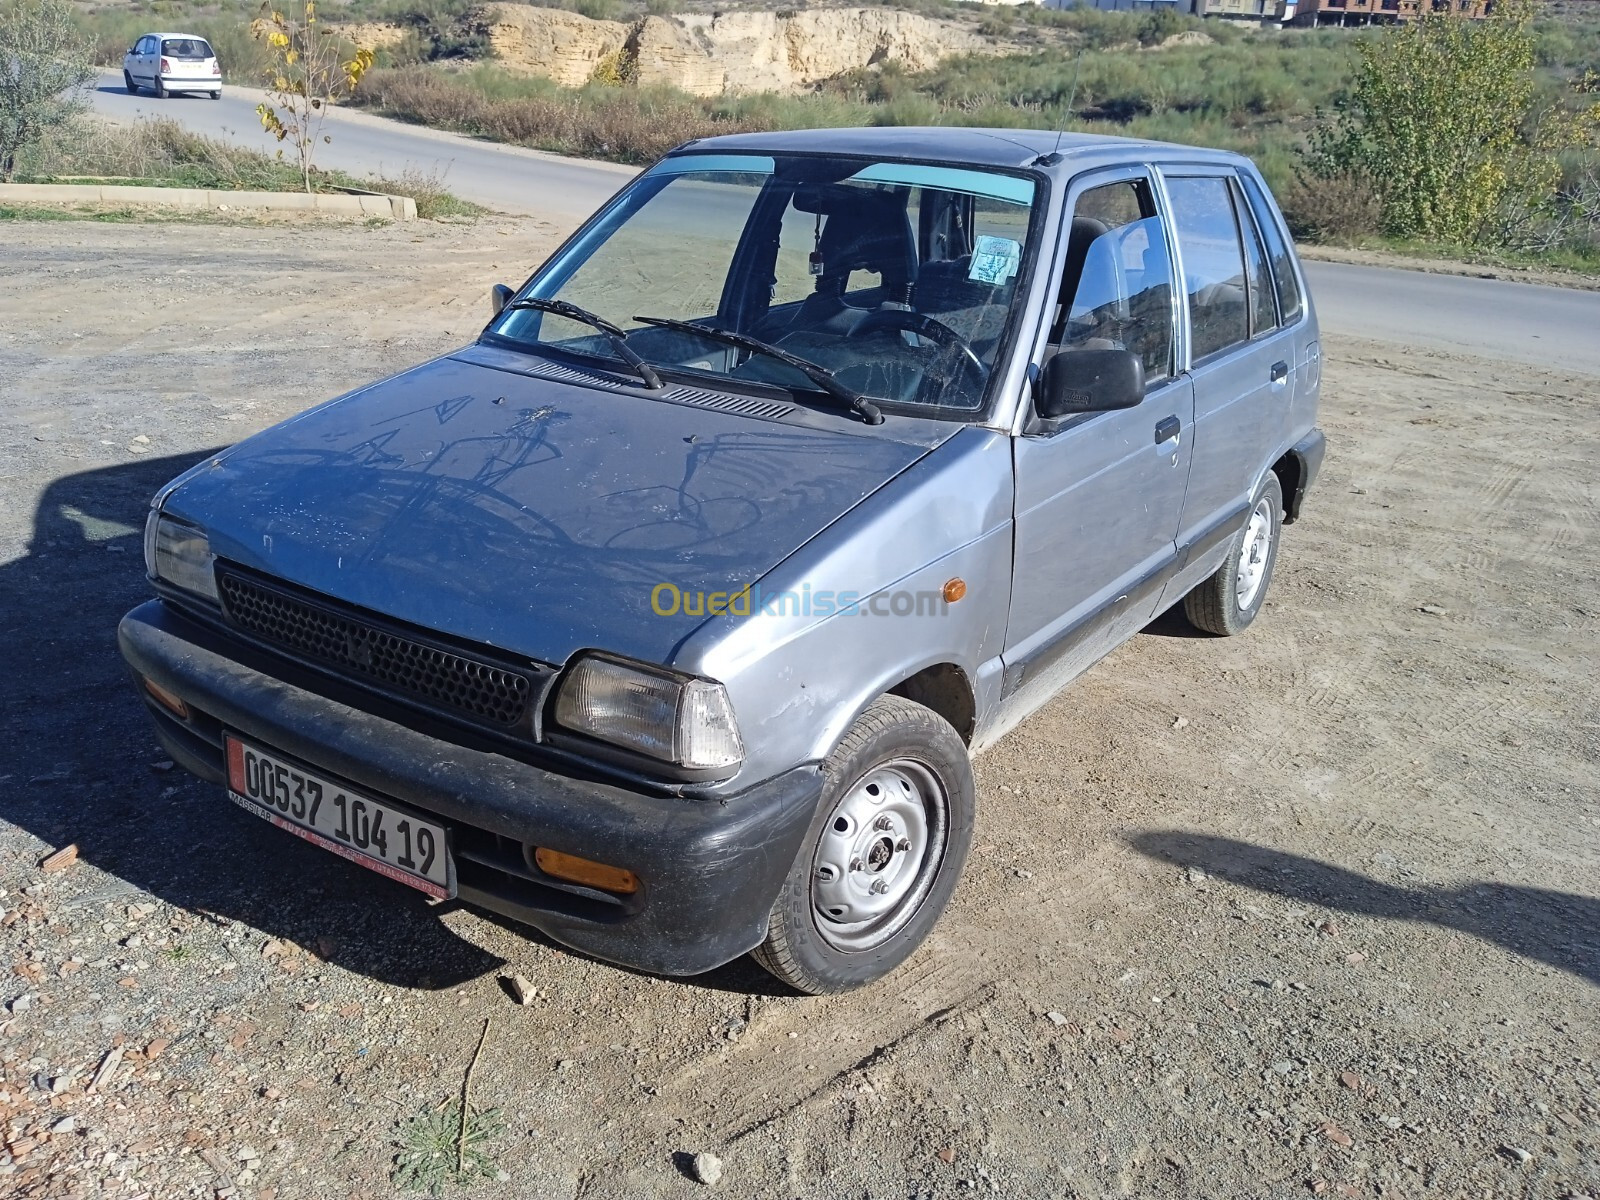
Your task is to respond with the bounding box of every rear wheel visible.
[123,71,137,94]
[152,77,167,99]
[1182,471,1283,636]
[210,89,222,100]
[752,695,974,994]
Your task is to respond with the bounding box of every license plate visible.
[224,735,452,898]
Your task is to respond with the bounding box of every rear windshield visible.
[162,38,213,59]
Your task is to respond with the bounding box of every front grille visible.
[217,570,533,726]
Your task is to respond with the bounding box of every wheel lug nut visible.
[895,837,910,851]
[873,816,892,831]
[869,879,889,894]
[849,857,864,872]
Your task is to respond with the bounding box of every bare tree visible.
[251,2,375,194]
[0,0,95,181]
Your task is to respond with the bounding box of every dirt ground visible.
[1,217,1596,1200]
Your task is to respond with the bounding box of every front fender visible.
[675,427,1014,786]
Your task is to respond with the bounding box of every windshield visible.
[488,153,1039,417]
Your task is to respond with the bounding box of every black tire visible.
[1183,471,1283,636]
[124,71,138,94]
[152,77,167,99]
[210,89,222,100]
[752,694,974,994]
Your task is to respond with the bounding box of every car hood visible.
[165,350,953,666]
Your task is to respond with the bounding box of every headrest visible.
[804,188,917,291]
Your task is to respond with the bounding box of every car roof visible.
[669,126,1248,175]
[145,32,214,43]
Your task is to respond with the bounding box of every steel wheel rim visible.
[1235,496,1274,610]
[810,758,948,952]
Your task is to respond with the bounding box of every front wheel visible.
[124,71,138,94]
[1182,471,1283,636]
[752,694,974,994]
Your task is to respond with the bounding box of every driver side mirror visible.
[1036,348,1145,420]
[490,283,513,317]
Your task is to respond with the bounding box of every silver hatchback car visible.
[121,128,1324,994]
[123,32,222,100]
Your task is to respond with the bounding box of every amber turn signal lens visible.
[942,578,967,604]
[143,677,189,719]
[533,847,639,895]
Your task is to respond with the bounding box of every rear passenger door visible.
[1162,169,1298,567]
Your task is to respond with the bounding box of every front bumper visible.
[117,599,822,977]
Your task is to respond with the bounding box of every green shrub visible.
[378,0,491,60]
[1306,0,1599,246]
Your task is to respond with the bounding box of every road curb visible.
[0,182,417,220]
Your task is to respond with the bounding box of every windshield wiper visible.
[502,298,663,390]
[631,316,884,426]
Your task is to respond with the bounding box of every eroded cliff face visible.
[655,9,995,95]
[484,7,629,88]
[356,5,1003,97]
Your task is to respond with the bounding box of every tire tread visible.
[1182,473,1283,638]
[752,694,971,994]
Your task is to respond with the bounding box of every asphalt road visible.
[89,71,1600,375]
[88,71,637,225]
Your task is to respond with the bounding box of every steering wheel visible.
[847,309,988,390]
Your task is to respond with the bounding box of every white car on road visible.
[123,33,222,100]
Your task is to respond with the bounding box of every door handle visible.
[1154,416,1181,445]
[1270,360,1290,385]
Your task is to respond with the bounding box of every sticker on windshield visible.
[968,236,1021,285]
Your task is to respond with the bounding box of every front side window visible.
[1050,178,1176,383]
[488,154,1041,417]
[1165,175,1250,362]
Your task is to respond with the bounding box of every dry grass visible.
[356,66,765,163]
[14,118,482,220]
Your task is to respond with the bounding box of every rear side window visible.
[1166,175,1250,361]
[163,38,213,58]
[1233,179,1280,337]
[1238,172,1304,325]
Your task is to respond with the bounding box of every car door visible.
[136,37,156,82]
[1161,168,1297,581]
[1002,169,1194,698]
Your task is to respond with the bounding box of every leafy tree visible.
[1135,8,1186,49]
[0,0,95,182]
[1306,0,1599,246]
[251,1,376,193]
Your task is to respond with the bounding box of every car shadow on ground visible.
[0,454,480,990]
[1129,831,1600,988]
[2,452,790,996]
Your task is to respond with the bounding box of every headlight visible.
[144,511,219,603]
[554,655,743,771]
